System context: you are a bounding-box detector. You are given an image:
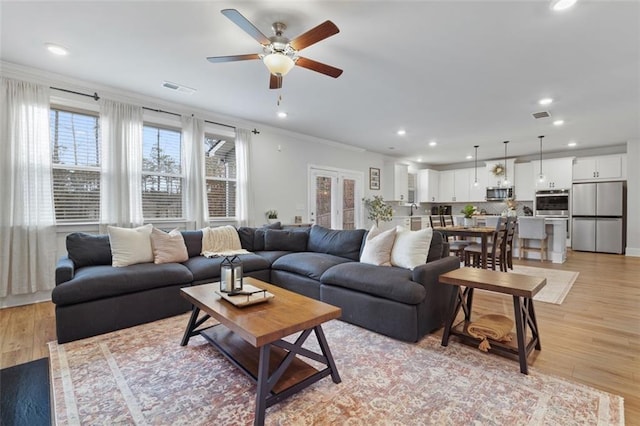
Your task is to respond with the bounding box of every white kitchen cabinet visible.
[532,157,574,190]
[573,154,626,181]
[393,163,409,202]
[468,166,487,202]
[417,169,439,203]
[514,162,534,201]
[438,169,469,202]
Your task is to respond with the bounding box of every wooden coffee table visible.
[180,277,342,426]
[439,267,546,374]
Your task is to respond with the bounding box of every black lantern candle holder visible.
[220,255,243,293]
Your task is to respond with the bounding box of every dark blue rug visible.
[0,358,51,426]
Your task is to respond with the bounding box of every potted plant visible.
[461,204,477,227]
[363,196,393,227]
[265,209,278,224]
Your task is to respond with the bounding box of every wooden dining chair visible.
[429,215,443,227]
[464,217,513,271]
[441,215,470,261]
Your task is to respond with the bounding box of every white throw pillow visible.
[390,226,433,270]
[150,227,189,264]
[108,224,154,267]
[360,226,397,266]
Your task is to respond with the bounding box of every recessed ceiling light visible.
[568,141,577,147]
[539,98,553,105]
[45,43,69,56]
[429,141,437,147]
[553,119,564,126]
[466,155,473,160]
[416,157,423,162]
[551,0,577,11]
[277,111,287,118]
[397,129,406,136]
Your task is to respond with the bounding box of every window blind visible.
[50,108,101,222]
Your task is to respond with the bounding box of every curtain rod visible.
[50,86,258,133]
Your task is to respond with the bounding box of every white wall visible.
[626,139,640,256]
[249,127,389,226]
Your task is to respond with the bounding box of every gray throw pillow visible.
[66,232,112,268]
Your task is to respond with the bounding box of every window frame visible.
[141,123,185,221]
[205,134,237,220]
[49,105,102,224]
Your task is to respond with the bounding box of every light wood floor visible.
[1,250,639,423]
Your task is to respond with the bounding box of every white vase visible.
[463,217,474,227]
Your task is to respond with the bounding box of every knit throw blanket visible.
[201,226,249,258]
[467,314,514,352]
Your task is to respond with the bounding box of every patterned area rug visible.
[48,314,622,425]
[512,265,579,304]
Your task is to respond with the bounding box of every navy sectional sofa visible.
[53,225,459,343]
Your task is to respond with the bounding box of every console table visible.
[439,268,546,374]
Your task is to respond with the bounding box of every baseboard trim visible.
[0,291,52,309]
[625,247,640,257]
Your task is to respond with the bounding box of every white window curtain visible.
[181,115,208,229]
[0,78,56,297]
[235,128,252,227]
[99,99,144,229]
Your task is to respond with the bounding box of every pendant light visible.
[473,145,479,187]
[502,141,510,187]
[537,135,546,183]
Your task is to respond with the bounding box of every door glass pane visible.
[316,176,332,228]
[343,178,355,230]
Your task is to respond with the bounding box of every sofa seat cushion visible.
[52,263,193,306]
[182,253,270,282]
[320,263,426,305]
[272,252,353,281]
[254,251,291,264]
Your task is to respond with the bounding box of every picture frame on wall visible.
[369,167,380,190]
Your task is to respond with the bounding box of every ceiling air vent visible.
[161,81,196,95]
[532,111,551,119]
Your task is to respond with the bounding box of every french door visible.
[309,167,363,230]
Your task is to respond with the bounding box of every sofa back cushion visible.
[307,225,366,261]
[237,227,255,251]
[426,231,446,262]
[264,229,309,252]
[180,230,203,258]
[66,232,112,268]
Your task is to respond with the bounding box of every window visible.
[50,108,101,222]
[205,135,236,219]
[142,125,183,219]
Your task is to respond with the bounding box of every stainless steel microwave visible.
[486,187,514,201]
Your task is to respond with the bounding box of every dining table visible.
[433,226,497,269]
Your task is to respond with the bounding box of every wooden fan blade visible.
[290,20,339,51]
[221,9,270,45]
[207,54,260,63]
[269,74,283,89]
[295,57,343,78]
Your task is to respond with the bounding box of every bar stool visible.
[518,217,547,262]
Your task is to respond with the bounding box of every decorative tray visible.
[214,283,274,307]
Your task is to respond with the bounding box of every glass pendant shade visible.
[263,53,295,76]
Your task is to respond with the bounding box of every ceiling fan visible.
[207,9,343,89]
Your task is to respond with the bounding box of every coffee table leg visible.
[180,306,200,346]
[512,296,528,374]
[314,325,341,384]
[254,344,271,426]
[442,285,463,346]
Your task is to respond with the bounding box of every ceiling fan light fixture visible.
[263,53,295,76]
[551,0,577,11]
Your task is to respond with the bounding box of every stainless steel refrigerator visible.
[572,181,626,254]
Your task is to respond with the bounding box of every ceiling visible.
[1,1,639,166]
